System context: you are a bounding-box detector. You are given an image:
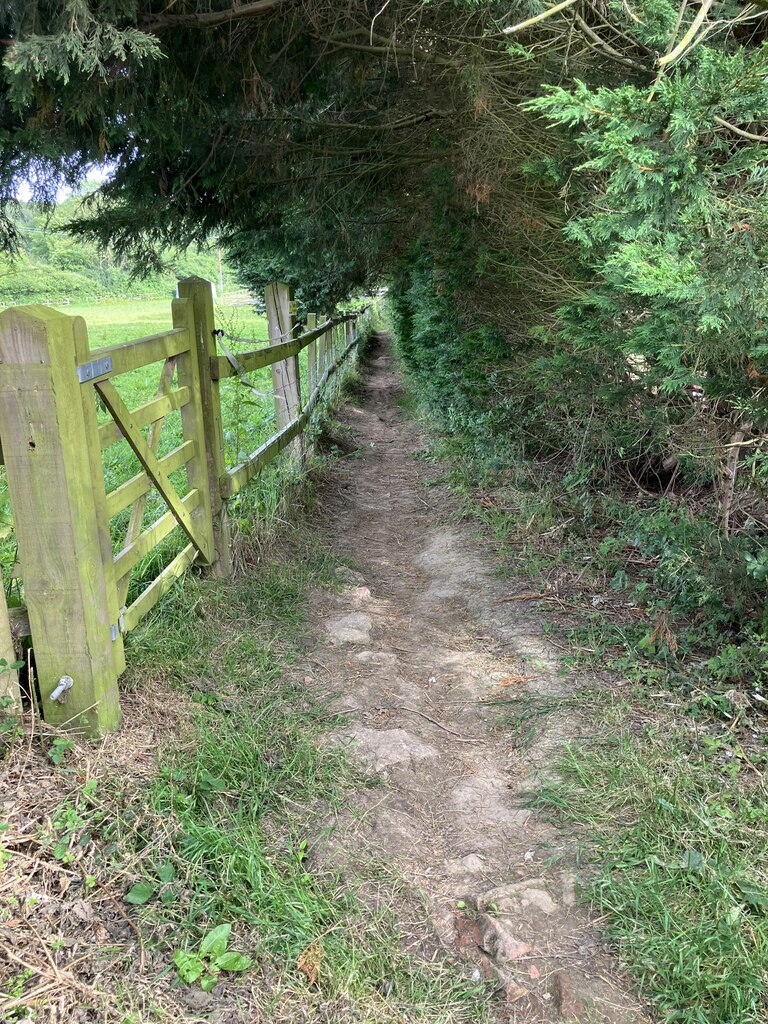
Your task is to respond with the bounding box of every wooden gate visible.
[0,278,366,735]
[0,286,217,733]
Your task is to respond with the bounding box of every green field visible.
[0,295,319,604]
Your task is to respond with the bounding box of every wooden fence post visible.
[0,573,20,713]
[307,313,318,395]
[265,282,301,433]
[177,277,232,578]
[73,315,126,679]
[172,295,217,571]
[319,313,330,379]
[0,306,121,734]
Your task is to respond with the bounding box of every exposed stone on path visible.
[344,725,439,770]
[334,565,367,586]
[450,775,532,827]
[308,334,646,1024]
[324,612,372,645]
[478,879,558,918]
[552,971,587,1019]
[444,852,487,876]
[504,980,530,1003]
[562,871,577,907]
[472,913,533,963]
[355,649,398,667]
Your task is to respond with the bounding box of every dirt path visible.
[305,335,648,1023]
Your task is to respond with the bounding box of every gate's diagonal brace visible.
[95,380,213,565]
[116,356,178,607]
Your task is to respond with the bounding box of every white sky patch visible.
[15,164,113,203]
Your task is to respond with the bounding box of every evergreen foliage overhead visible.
[3,1,768,509]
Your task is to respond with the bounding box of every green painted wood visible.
[72,315,127,678]
[121,542,197,634]
[212,336,301,380]
[318,312,330,379]
[0,571,20,713]
[0,305,121,735]
[113,489,202,582]
[222,415,305,499]
[113,356,179,610]
[222,322,362,500]
[172,296,216,575]
[307,313,318,395]
[265,282,301,436]
[84,328,187,379]
[106,440,195,518]
[210,314,355,380]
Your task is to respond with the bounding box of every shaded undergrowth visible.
[394,339,768,1024]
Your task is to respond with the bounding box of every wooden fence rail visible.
[0,278,367,734]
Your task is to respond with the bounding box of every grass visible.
[129,548,486,1018]
[67,297,186,347]
[1,522,491,1023]
[531,720,768,1023]
[2,297,471,1020]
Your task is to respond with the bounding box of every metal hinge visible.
[110,611,126,641]
[76,355,113,383]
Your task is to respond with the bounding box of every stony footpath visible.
[305,335,648,1023]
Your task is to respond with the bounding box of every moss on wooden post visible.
[318,313,330,379]
[172,294,217,568]
[0,306,121,735]
[177,277,232,578]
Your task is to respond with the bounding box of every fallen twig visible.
[395,705,486,742]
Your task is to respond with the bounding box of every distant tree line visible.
[0,195,238,302]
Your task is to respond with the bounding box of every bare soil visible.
[306,334,650,1023]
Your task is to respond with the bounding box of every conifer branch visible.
[503,0,580,36]
[572,11,650,71]
[714,115,768,143]
[658,0,715,67]
[141,0,286,32]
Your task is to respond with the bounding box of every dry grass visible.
[0,686,197,1022]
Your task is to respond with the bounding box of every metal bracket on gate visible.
[76,355,113,383]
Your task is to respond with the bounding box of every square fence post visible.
[318,313,330,379]
[265,282,301,430]
[177,277,232,577]
[0,306,122,734]
[306,313,318,395]
[265,283,303,462]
